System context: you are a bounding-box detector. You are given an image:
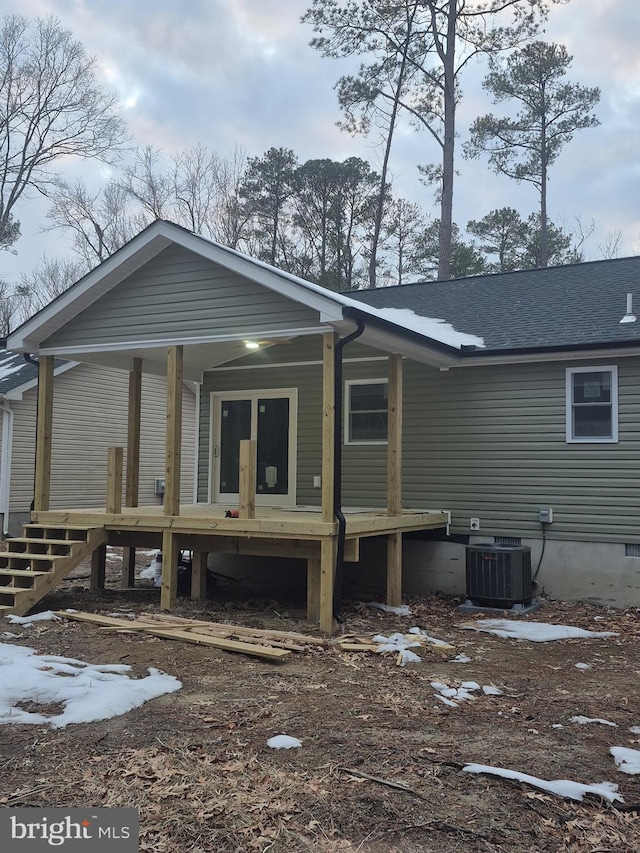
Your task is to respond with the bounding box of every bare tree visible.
[47,179,137,265]
[12,256,86,326]
[0,14,128,252]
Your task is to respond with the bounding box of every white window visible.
[566,366,618,443]
[345,379,388,444]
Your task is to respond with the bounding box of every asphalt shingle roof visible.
[0,351,38,395]
[347,256,640,353]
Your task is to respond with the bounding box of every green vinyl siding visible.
[43,245,322,349]
[199,338,640,544]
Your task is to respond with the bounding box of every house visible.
[4,220,639,628]
[0,349,197,535]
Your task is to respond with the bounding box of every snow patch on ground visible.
[431,680,503,707]
[5,611,60,626]
[460,619,617,642]
[610,747,640,775]
[570,716,618,727]
[0,642,181,728]
[463,764,623,803]
[267,735,302,749]
[366,602,412,616]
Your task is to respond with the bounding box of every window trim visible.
[565,365,618,443]
[344,378,388,446]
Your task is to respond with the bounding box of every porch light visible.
[243,340,261,350]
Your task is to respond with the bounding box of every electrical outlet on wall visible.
[313,475,322,488]
[470,517,480,530]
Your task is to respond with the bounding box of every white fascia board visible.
[3,361,78,400]
[7,232,174,352]
[454,346,640,368]
[356,326,458,368]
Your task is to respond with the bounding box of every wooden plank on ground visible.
[55,610,290,661]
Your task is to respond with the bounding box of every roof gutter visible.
[341,305,461,359]
[332,318,366,624]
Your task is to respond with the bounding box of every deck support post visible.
[321,332,336,524]
[160,529,179,610]
[320,538,336,634]
[164,345,183,517]
[386,531,403,607]
[34,355,54,513]
[239,439,256,519]
[387,354,403,517]
[121,547,136,588]
[106,447,123,514]
[306,557,321,624]
[191,550,208,600]
[90,544,107,590]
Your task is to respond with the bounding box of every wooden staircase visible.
[0,524,107,618]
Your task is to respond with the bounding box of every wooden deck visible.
[31,504,449,632]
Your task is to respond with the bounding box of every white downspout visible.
[0,402,14,536]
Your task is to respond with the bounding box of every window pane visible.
[573,371,611,405]
[348,382,388,441]
[350,383,388,411]
[573,405,612,438]
[256,398,289,495]
[350,411,387,442]
[219,399,251,493]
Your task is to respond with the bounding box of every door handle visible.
[214,444,219,458]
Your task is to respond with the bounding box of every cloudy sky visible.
[1,0,639,282]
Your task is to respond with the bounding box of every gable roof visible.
[5,221,482,374]
[347,257,640,356]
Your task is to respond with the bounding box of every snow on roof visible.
[345,305,485,349]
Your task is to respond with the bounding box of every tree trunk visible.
[437,1,457,281]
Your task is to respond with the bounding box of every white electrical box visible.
[539,507,553,524]
[155,478,165,496]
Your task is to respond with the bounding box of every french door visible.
[210,389,297,506]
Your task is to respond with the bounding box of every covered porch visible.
[30,336,449,633]
[7,221,459,632]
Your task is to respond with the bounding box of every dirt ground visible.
[1,549,639,852]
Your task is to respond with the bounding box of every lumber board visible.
[55,610,290,660]
[136,612,328,644]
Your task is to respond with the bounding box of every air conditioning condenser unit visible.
[465,543,532,607]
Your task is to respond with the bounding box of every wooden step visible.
[0,585,33,595]
[0,569,50,578]
[7,537,85,546]
[0,553,68,562]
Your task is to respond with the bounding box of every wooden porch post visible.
[239,439,256,519]
[320,332,337,633]
[126,358,142,507]
[321,332,336,524]
[164,345,183,517]
[122,358,142,586]
[106,447,123,514]
[34,355,54,513]
[387,353,403,608]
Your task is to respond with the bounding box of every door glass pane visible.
[219,399,251,494]
[257,398,289,495]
